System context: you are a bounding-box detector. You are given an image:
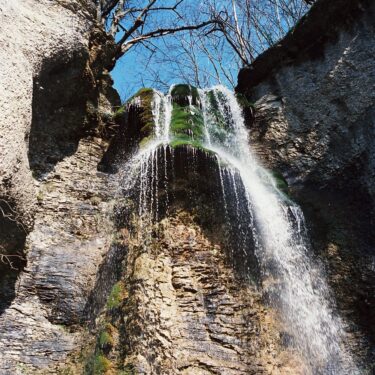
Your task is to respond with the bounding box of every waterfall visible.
[200,86,360,374]
[119,85,360,374]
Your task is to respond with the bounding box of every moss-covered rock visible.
[171,84,199,106]
[93,354,111,375]
[202,89,233,145]
[106,281,125,310]
[165,84,209,151]
[171,103,204,139]
[235,93,255,110]
[84,352,112,375]
[129,88,155,137]
[99,323,115,352]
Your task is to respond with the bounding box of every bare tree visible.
[207,0,310,67]
[94,0,311,95]
[125,0,311,91]
[95,0,218,61]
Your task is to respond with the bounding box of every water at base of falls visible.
[119,85,361,374]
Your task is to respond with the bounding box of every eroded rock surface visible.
[0,0,94,227]
[0,137,117,373]
[237,0,375,368]
[86,211,305,375]
[0,1,122,373]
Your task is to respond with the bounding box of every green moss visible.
[93,355,111,375]
[114,88,155,127]
[169,138,216,158]
[170,103,205,142]
[99,330,114,350]
[271,171,289,194]
[201,90,233,145]
[106,282,125,309]
[207,90,226,125]
[136,90,155,138]
[127,87,154,104]
[170,138,204,151]
[139,135,154,149]
[206,90,220,111]
[113,106,126,121]
[235,93,254,110]
[125,88,155,139]
[171,84,199,104]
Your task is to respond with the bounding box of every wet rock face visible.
[237,0,375,365]
[118,213,297,375]
[117,145,261,281]
[88,210,305,375]
[81,142,311,375]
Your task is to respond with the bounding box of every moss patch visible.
[236,93,254,110]
[85,353,112,375]
[136,90,154,136]
[99,329,114,351]
[113,106,126,121]
[127,88,154,104]
[203,90,233,144]
[106,281,125,310]
[169,138,213,154]
[125,87,155,143]
[170,103,205,142]
[171,84,199,105]
[93,354,111,375]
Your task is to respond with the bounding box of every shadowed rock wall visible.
[237,0,375,368]
[81,146,306,375]
[0,1,122,373]
[1,0,374,372]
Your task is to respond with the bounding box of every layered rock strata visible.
[237,0,375,368]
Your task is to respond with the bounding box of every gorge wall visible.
[237,0,375,366]
[0,0,374,374]
[0,0,121,373]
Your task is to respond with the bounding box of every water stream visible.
[119,85,360,374]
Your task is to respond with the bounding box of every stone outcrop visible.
[0,0,94,228]
[0,137,116,373]
[102,213,304,375]
[237,0,375,368]
[0,0,374,373]
[0,1,122,373]
[80,145,307,374]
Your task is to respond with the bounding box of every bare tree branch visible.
[96,0,311,94]
[118,19,216,58]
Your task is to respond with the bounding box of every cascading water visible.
[199,86,361,374]
[119,84,360,374]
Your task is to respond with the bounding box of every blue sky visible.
[110,36,239,102]
[109,0,309,102]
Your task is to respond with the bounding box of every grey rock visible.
[237,0,375,368]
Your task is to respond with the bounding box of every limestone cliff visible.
[0,0,374,374]
[237,0,375,367]
[0,0,120,372]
